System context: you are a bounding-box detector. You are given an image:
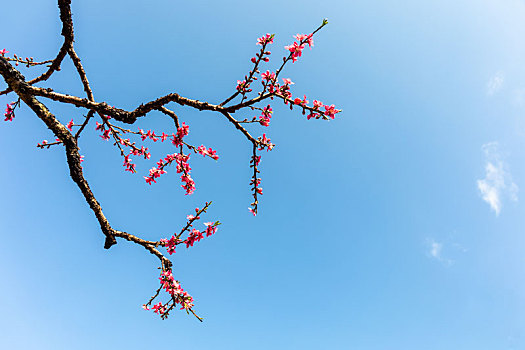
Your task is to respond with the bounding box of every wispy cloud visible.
[429,240,442,259]
[487,71,504,96]
[477,142,518,215]
[426,238,453,266]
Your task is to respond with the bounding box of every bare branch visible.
[0,0,74,96]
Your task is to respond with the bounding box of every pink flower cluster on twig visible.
[285,33,314,63]
[4,102,15,122]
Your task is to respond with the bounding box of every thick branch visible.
[0,56,117,248]
[26,86,224,124]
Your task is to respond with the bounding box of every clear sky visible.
[2,0,525,349]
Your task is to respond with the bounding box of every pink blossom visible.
[206,148,219,160]
[144,165,168,185]
[313,100,323,109]
[0,49,8,56]
[181,174,195,195]
[236,80,251,94]
[259,116,270,126]
[282,78,294,86]
[185,228,203,248]
[152,302,165,314]
[293,95,309,107]
[171,123,189,147]
[261,70,276,82]
[66,119,74,131]
[178,123,189,137]
[160,236,177,255]
[256,33,274,46]
[4,103,14,122]
[196,145,219,160]
[324,104,341,119]
[276,84,292,100]
[123,155,136,173]
[294,33,314,47]
[259,107,272,126]
[204,222,218,237]
[100,129,111,140]
[284,42,306,63]
[258,133,275,151]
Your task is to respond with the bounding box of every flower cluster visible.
[145,204,221,319]
[223,23,340,223]
[257,133,274,152]
[145,152,195,194]
[228,33,275,103]
[95,121,111,140]
[258,105,273,126]
[92,117,217,193]
[159,235,178,255]
[185,222,219,247]
[251,39,272,63]
[159,204,220,252]
[256,33,274,46]
[139,129,167,143]
[204,222,218,236]
[185,228,204,248]
[249,152,263,216]
[143,269,194,319]
[170,122,189,147]
[196,145,219,160]
[236,79,251,94]
[4,102,15,122]
[94,117,154,173]
[262,74,341,121]
[284,33,313,63]
[290,96,342,120]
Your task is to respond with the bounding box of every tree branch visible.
[0,56,117,248]
[0,0,74,96]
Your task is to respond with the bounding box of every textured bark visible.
[0,56,117,248]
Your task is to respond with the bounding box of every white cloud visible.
[487,71,504,96]
[426,238,453,266]
[430,240,442,259]
[477,142,518,215]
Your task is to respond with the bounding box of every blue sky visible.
[2,0,525,349]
